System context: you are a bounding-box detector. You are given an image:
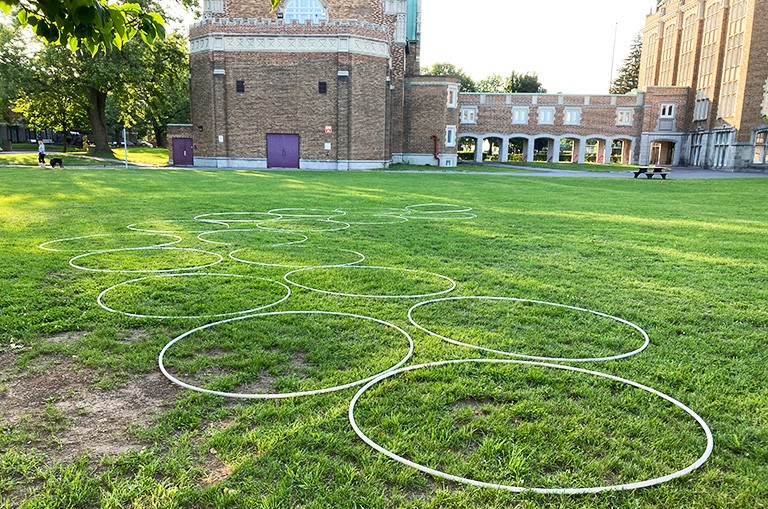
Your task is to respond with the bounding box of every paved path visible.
[450,163,768,179]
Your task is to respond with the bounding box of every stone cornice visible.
[190,33,390,59]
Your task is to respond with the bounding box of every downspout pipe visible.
[431,134,440,167]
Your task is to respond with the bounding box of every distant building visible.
[638,0,768,169]
[172,0,767,170]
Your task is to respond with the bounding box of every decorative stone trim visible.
[190,34,390,59]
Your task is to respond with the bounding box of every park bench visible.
[631,167,670,179]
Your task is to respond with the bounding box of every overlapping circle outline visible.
[404,203,474,214]
[194,212,282,223]
[39,233,183,252]
[69,247,224,273]
[284,265,457,299]
[97,273,291,319]
[127,219,229,234]
[196,229,308,247]
[408,296,650,363]
[229,246,366,269]
[158,311,415,399]
[348,358,714,495]
[256,218,352,233]
[267,208,347,218]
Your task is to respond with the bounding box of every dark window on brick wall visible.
[318,81,327,94]
[236,80,245,93]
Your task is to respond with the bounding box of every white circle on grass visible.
[349,358,714,495]
[284,266,457,299]
[127,220,229,234]
[256,218,351,233]
[397,213,478,221]
[97,273,291,319]
[267,208,347,218]
[194,212,281,223]
[229,246,365,269]
[197,229,308,247]
[407,296,650,363]
[405,203,473,214]
[69,247,224,273]
[158,311,414,399]
[39,233,183,252]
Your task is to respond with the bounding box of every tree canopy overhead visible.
[0,0,167,54]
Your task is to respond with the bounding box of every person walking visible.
[38,139,46,168]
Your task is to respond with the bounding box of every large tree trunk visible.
[153,121,167,149]
[87,88,112,156]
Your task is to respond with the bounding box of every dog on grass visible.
[50,158,63,168]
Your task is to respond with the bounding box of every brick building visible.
[170,0,459,169]
[172,0,767,170]
[638,0,768,169]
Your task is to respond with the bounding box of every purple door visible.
[267,134,300,168]
[172,138,194,166]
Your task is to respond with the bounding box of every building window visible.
[677,14,697,86]
[564,108,581,125]
[460,107,477,124]
[660,104,675,118]
[713,130,731,167]
[283,0,328,24]
[659,21,677,86]
[446,86,459,109]
[696,2,722,115]
[754,131,768,165]
[236,80,245,93]
[318,81,327,94]
[203,0,224,13]
[512,107,529,125]
[538,107,555,125]
[719,0,747,118]
[763,80,768,116]
[616,109,633,126]
[691,133,705,166]
[643,32,659,88]
[694,97,710,121]
[445,125,456,148]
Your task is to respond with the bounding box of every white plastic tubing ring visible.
[40,233,183,252]
[196,229,308,247]
[97,273,291,319]
[284,266,457,299]
[127,219,229,234]
[349,359,714,495]
[69,247,224,273]
[229,246,366,269]
[408,296,650,363]
[158,311,414,399]
[194,212,282,223]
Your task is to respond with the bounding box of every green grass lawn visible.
[1,167,767,508]
[500,161,637,172]
[0,148,168,167]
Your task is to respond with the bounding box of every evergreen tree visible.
[610,34,642,94]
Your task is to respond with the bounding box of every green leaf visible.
[67,36,79,52]
[0,2,12,15]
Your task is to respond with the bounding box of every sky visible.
[419,0,658,95]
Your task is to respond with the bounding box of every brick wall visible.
[403,76,460,157]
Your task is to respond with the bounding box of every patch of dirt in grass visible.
[200,450,233,486]
[235,370,279,394]
[46,331,88,343]
[117,329,153,343]
[0,356,179,464]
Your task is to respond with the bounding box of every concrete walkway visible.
[457,162,768,179]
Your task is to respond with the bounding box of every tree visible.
[506,71,546,93]
[12,45,90,152]
[421,62,477,92]
[0,0,166,54]
[0,22,33,123]
[610,33,642,94]
[477,74,505,93]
